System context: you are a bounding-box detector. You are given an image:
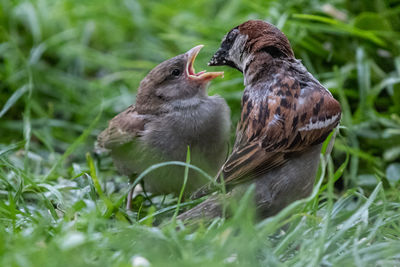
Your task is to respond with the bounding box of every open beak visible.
[186,45,224,82]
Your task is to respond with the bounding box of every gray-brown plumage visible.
[178,20,341,221]
[96,45,231,208]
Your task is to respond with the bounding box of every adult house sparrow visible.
[97,45,231,209]
[178,20,341,221]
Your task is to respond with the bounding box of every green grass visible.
[1,0,400,266]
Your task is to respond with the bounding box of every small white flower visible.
[60,232,85,250]
[131,255,151,267]
[224,253,238,264]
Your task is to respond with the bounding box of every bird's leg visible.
[126,175,137,210]
[126,187,134,210]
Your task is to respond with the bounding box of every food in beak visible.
[186,45,224,81]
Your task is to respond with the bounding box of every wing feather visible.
[219,74,341,186]
[97,105,147,149]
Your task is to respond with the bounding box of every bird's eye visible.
[172,69,181,76]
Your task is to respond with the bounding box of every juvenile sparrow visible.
[179,20,341,221]
[96,45,231,208]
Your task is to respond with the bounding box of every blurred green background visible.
[1,0,400,266]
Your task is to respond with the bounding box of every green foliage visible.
[1,0,400,266]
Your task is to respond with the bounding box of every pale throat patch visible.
[228,34,249,71]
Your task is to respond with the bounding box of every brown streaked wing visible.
[220,73,341,185]
[97,105,147,149]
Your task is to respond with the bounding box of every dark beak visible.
[208,47,242,72]
[208,47,229,66]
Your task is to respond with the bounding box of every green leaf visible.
[0,85,29,118]
[353,12,392,31]
[44,111,102,180]
[293,13,386,46]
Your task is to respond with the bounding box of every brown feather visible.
[97,105,147,149]
[219,70,341,186]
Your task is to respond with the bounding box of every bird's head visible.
[209,20,295,72]
[136,45,224,113]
